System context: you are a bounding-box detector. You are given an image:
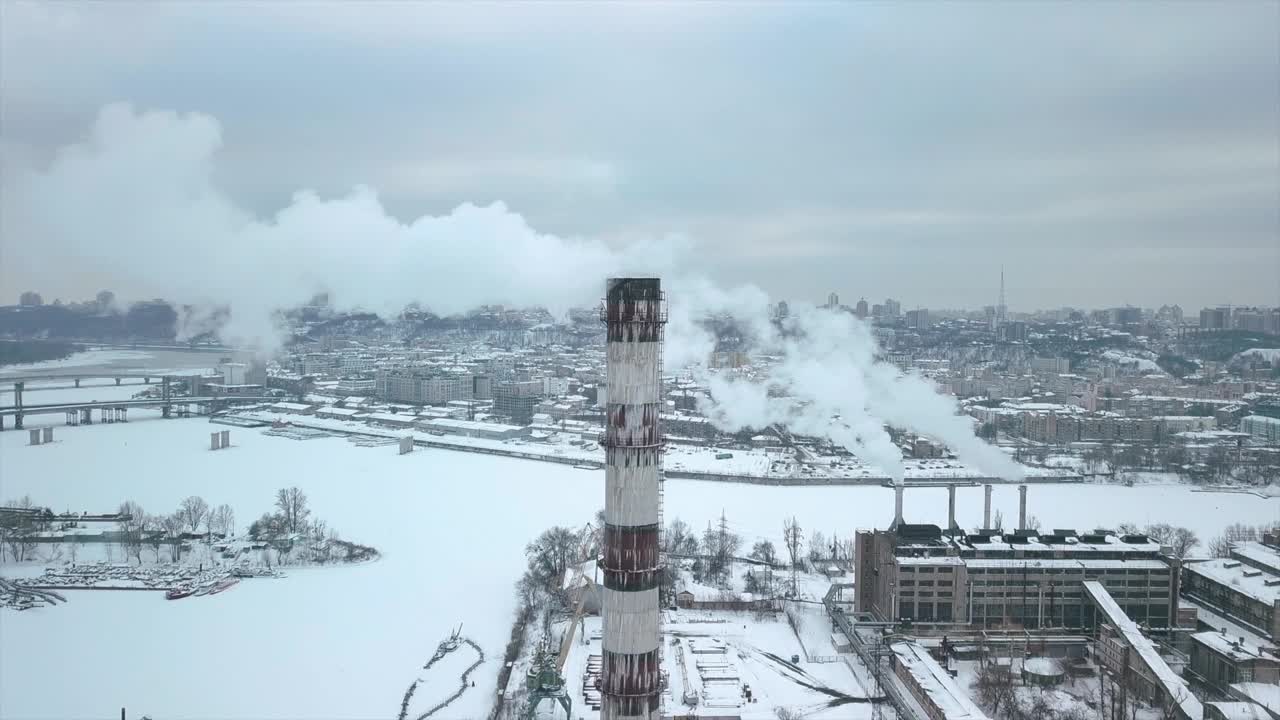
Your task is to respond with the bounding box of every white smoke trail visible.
[683,302,1024,482]
[1,103,678,350]
[3,102,1022,481]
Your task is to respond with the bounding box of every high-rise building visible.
[493,380,542,424]
[855,298,868,319]
[884,298,901,318]
[18,291,42,307]
[773,301,790,320]
[826,292,839,308]
[905,308,930,329]
[375,370,473,405]
[1233,308,1271,333]
[1200,307,1230,330]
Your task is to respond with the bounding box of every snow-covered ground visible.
[2,413,1277,718]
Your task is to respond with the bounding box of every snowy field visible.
[2,414,1278,718]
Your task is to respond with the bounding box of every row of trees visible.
[115,496,235,564]
[4,487,374,567]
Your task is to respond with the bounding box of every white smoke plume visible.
[3,102,1022,481]
[1,103,679,350]
[682,302,1024,482]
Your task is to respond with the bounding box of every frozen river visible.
[1,415,1276,719]
[0,347,247,380]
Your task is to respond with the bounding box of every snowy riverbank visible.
[1,417,1275,719]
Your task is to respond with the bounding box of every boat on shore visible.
[207,577,239,595]
[166,586,194,600]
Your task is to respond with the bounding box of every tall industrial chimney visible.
[983,484,993,529]
[601,278,664,720]
[891,480,905,529]
[947,485,958,531]
[1018,484,1028,531]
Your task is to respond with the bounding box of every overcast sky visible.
[2,1,1277,312]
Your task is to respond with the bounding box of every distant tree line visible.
[0,340,82,367]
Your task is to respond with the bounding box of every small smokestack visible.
[1018,484,1028,531]
[892,481,905,529]
[983,484,992,529]
[948,485,958,530]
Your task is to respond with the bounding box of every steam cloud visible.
[2,104,678,349]
[2,103,1023,481]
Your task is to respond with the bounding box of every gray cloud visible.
[2,1,1276,310]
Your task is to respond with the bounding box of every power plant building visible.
[857,486,1179,631]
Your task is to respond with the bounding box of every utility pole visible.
[718,510,730,585]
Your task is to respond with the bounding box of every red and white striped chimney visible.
[601,278,664,720]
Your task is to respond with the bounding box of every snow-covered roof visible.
[1231,541,1280,575]
[316,407,360,417]
[423,418,525,434]
[1231,684,1280,717]
[1205,702,1270,720]
[1084,581,1202,720]
[890,641,989,720]
[270,402,313,412]
[1191,631,1279,663]
[1185,558,1280,606]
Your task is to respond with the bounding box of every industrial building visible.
[856,485,1179,631]
[1188,630,1280,697]
[417,418,527,441]
[890,641,990,720]
[1183,540,1280,642]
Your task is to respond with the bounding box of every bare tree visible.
[117,501,146,564]
[992,509,1005,531]
[210,504,235,537]
[974,660,1016,718]
[750,540,778,566]
[1145,524,1199,559]
[161,513,186,562]
[274,487,310,534]
[66,534,81,564]
[145,515,164,561]
[2,495,40,562]
[809,530,827,564]
[178,496,209,534]
[664,518,699,556]
[783,517,803,596]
